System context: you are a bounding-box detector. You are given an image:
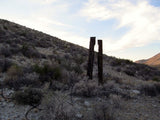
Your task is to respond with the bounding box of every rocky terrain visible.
[0,19,160,120]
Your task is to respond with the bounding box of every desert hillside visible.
[0,19,160,120]
[136,53,160,66]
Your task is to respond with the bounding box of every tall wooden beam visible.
[98,40,103,84]
[87,37,96,79]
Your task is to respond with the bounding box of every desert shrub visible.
[0,81,3,89]
[19,31,27,37]
[3,25,8,30]
[7,64,22,77]
[12,88,43,120]
[36,40,51,48]
[109,94,122,108]
[53,67,62,80]
[110,58,133,67]
[110,59,123,66]
[93,102,115,120]
[61,60,73,71]
[140,83,158,96]
[73,80,101,97]
[0,58,12,72]
[72,65,83,74]
[155,83,160,93]
[124,69,135,76]
[73,79,125,97]
[0,46,12,57]
[128,64,160,80]
[74,55,85,65]
[21,44,42,58]
[123,59,133,64]
[152,77,160,82]
[33,63,62,83]
[4,65,40,90]
[4,64,23,89]
[40,91,75,120]
[12,88,43,106]
[103,74,122,84]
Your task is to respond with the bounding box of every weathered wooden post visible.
[98,40,103,84]
[87,37,96,79]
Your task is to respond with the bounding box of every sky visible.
[0,0,160,61]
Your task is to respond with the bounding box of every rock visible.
[84,101,90,107]
[130,90,140,97]
[76,113,83,118]
[132,90,140,94]
[153,104,157,108]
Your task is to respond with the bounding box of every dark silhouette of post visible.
[87,37,96,79]
[98,40,103,84]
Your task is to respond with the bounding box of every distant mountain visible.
[136,53,160,66]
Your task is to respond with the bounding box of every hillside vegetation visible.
[0,19,160,120]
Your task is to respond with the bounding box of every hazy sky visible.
[0,0,160,61]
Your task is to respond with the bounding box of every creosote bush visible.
[12,88,43,120]
[12,88,43,106]
[21,44,42,58]
[33,63,62,83]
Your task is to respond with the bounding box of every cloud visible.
[80,0,160,52]
[28,0,57,4]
